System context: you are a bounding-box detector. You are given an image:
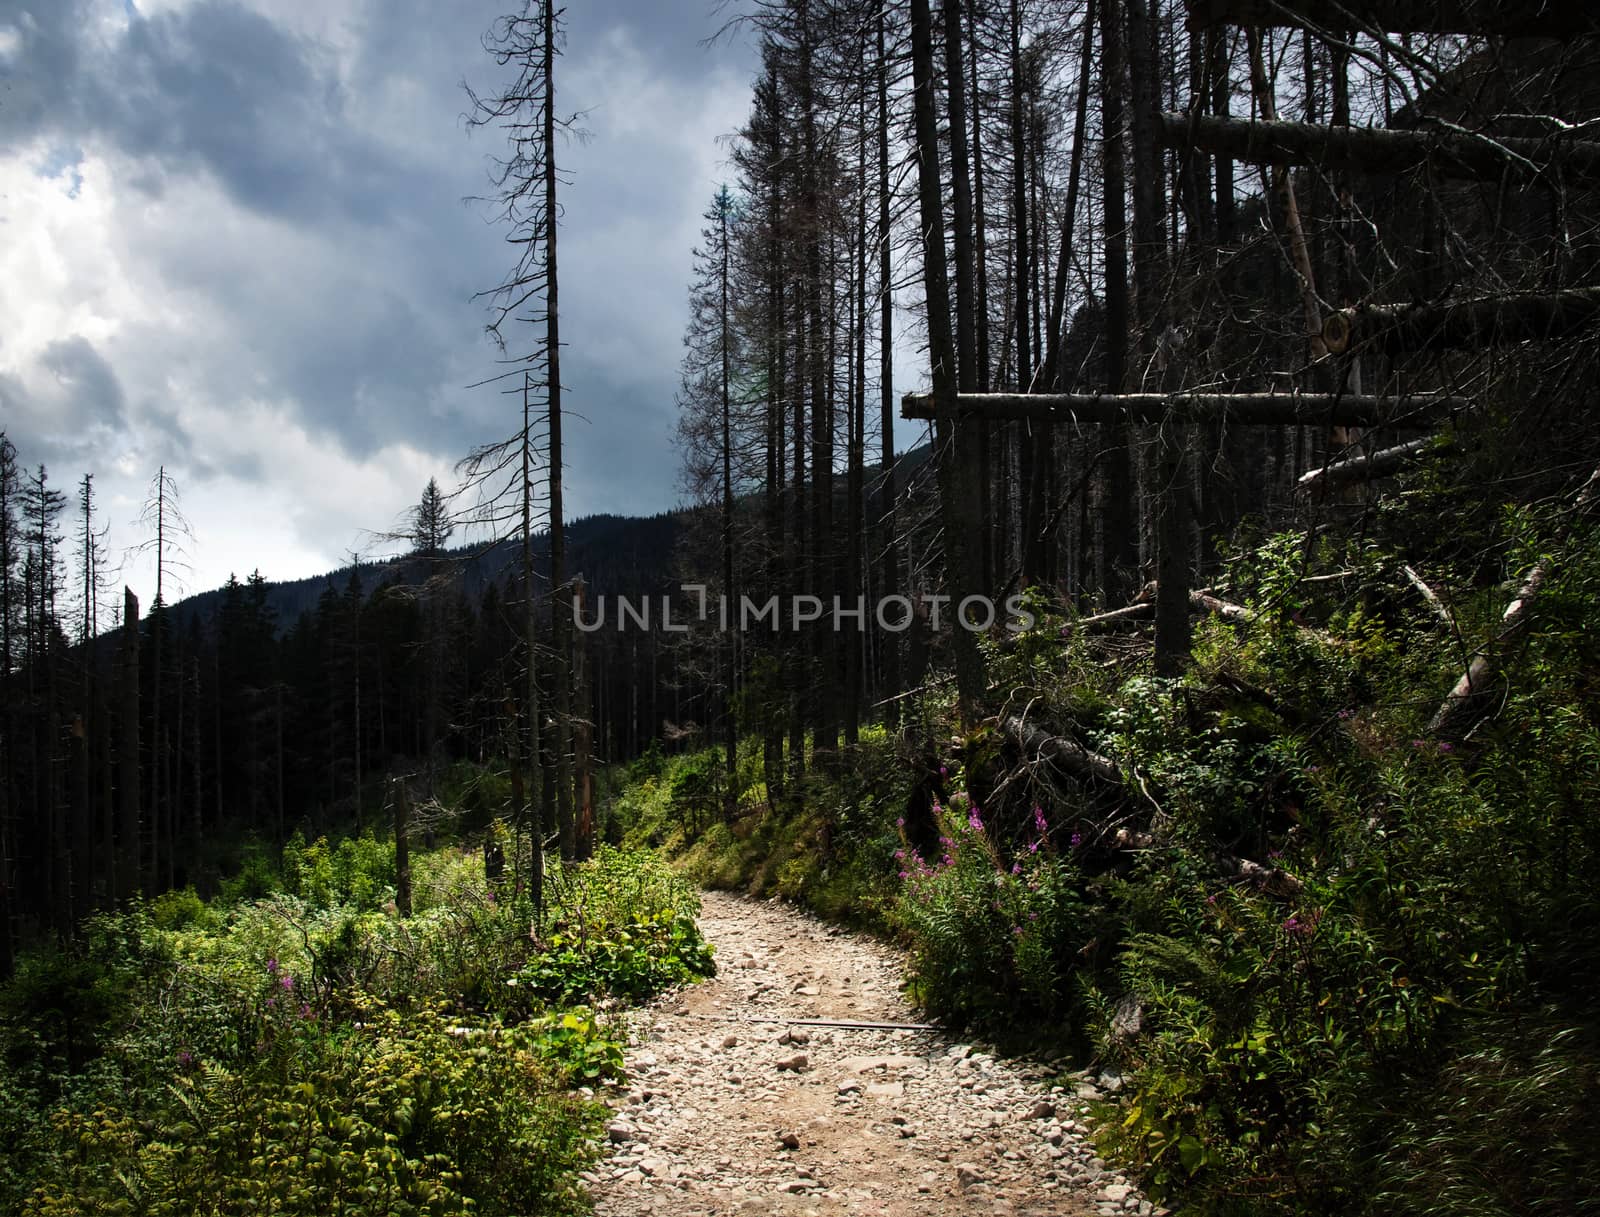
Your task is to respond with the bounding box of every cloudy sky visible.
[0,0,762,606]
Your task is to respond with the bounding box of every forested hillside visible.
[6,0,1600,1213]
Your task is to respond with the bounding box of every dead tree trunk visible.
[912,0,988,723]
[1157,112,1600,190]
[1183,0,1598,38]
[902,390,1468,426]
[1322,288,1600,355]
[118,588,141,900]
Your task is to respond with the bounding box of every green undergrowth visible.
[608,518,1600,1217]
[0,837,713,1216]
[607,727,910,932]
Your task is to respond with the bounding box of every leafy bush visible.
[0,839,715,1215]
[894,792,1090,1033]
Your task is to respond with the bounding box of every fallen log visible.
[1157,112,1600,190]
[1429,461,1600,738]
[1297,436,1436,494]
[902,390,1467,428]
[1322,288,1600,356]
[1182,0,1599,38]
[1191,590,1258,624]
[1003,715,1122,785]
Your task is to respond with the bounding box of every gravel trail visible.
[586,891,1155,1217]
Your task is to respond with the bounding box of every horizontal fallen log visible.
[1182,0,1599,37]
[1322,288,1600,355]
[1003,715,1122,785]
[1191,590,1257,624]
[1158,112,1600,189]
[1220,854,1304,898]
[1297,436,1437,493]
[901,390,1468,428]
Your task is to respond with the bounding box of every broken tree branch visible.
[1429,462,1600,738]
[1402,564,1456,631]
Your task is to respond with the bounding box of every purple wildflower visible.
[1012,926,1023,936]
[1011,862,1023,875]
[177,1050,195,1070]
[1033,806,1048,834]
[893,849,906,861]
[896,816,906,828]
[1029,839,1040,853]
[300,1003,312,1019]
[899,870,910,880]
[968,809,984,832]
[1206,893,1217,905]
[267,958,278,974]
[280,974,294,991]
[1070,832,1083,848]
[1412,739,1427,749]
[1438,741,1454,753]
[939,766,948,778]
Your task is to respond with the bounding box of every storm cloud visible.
[0,0,755,598]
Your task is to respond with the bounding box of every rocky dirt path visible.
[585,891,1157,1217]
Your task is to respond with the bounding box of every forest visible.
[4,0,1600,1213]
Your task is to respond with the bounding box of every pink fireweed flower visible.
[1033,806,1048,834]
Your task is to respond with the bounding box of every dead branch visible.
[1429,462,1600,738]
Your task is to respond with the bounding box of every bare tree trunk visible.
[913,0,988,723]
[544,0,575,863]
[1100,0,1138,605]
[119,589,141,900]
[877,3,900,730]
